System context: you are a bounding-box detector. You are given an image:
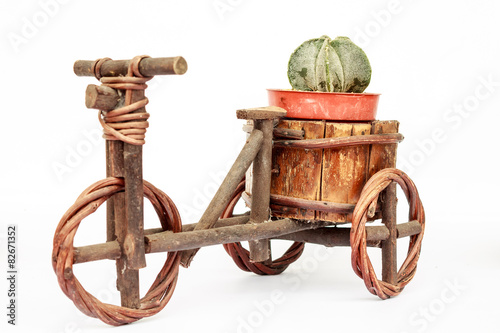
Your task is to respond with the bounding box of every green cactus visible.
[287,36,371,93]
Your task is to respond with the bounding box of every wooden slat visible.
[257,119,401,224]
[319,122,371,223]
[368,121,399,285]
[320,123,352,222]
[368,120,399,176]
[236,106,287,120]
[270,119,325,220]
[347,124,372,204]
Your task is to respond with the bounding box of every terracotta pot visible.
[267,89,380,121]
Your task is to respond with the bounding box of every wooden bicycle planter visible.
[52,55,425,326]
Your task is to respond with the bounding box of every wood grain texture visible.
[74,57,187,77]
[270,119,325,220]
[236,106,287,120]
[73,220,422,264]
[319,122,372,222]
[320,123,353,222]
[86,84,120,111]
[106,139,141,309]
[248,119,273,262]
[381,182,397,285]
[122,88,147,271]
[368,120,399,176]
[265,119,400,224]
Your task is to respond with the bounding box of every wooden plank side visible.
[368,120,400,177]
[320,122,371,223]
[348,124,372,204]
[245,120,254,198]
[345,123,372,222]
[271,119,325,220]
[319,123,352,222]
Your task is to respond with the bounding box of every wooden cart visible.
[52,56,425,326]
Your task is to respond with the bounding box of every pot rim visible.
[267,88,381,96]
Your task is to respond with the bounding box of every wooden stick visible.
[150,219,328,254]
[122,87,147,270]
[242,124,305,140]
[86,84,120,111]
[248,119,273,263]
[273,127,305,140]
[75,215,251,264]
[396,219,422,238]
[179,129,264,267]
[270,193,357,214]
[105,87,147,309]
[381,182,397,285]
[73,219,422,265]
[106,127,141,309]
[273,133,404,149]
[144,214,250,236]
[106,140,123,243]
[74,56,188,77]
[238,107,288,262]
[276,226,386,247]
[277,221,421,246]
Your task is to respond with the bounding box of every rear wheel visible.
[222,181,305,275]
[351,168,425,299]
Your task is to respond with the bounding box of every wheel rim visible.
[350,168,425,299]
[52,177,182,325]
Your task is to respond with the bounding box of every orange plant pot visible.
[268,89,380,121]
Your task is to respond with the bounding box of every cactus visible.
[287,35,371,93]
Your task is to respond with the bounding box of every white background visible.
[1,0,499,332]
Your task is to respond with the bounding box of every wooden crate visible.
[246,119,399,223]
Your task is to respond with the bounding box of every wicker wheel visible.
[52,177,182,325]
[350,168,425,299]
[222,181,305,275]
